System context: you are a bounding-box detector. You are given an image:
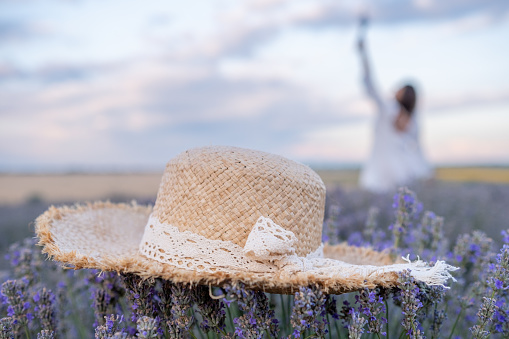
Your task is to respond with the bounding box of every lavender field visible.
[0,178,509,338]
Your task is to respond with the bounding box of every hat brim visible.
[35,201,400,294]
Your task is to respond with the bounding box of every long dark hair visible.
[398,85,416,115]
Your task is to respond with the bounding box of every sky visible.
[1,0,508,172]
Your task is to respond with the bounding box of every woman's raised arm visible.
[357,17,384,112]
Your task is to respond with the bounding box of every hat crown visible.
[152,146,325,256]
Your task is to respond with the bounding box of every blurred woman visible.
[357,18,432,193]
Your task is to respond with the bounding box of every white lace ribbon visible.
[139,215,458,286]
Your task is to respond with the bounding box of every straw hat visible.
[35,146,456,294]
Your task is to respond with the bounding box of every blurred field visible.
[0,167,508,205]
[0,173,162,205]
[434,167,509,184]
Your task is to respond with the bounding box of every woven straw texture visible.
[35,202,399,294]
[152,146,325,256]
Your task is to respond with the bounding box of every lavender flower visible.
[56,271,92,337]
[167,283,195,335]
[37,330,55,339]
[95,314,126,339]
[339,300,353,327]
[364,207,379,238]
[411,211,447,261]
[325,294,339,321]
[396,270,425,339]
[323,204,341,244]
[5,238,45,285]
[502,229,509,244]
[363,207,389,251]
[0,317,13,339]
[413,283,446,322]
[33,287,57,333]
[89,271,126,326]
[223,282,279,338]
[136,316,158,338]
[391,188,420,251]
[470,297,498,339]
[430,309,445,339]
[193,285,226,334]
[347,309,366,339]
[155,279,172,333]
[1,279,32,336]
[487,244,509,294]
[493,306,508,334]
[355,288,387,336]
[479,244,509,334]
[121,274,156,323]
[290,286,327,338]
[107,333,128,339]
[347,232,365,247]
[452,231,493,276]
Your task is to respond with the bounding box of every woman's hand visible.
[357,15,369,52]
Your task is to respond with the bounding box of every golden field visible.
[0,167,508,205]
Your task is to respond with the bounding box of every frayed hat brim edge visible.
[35,201,403,294]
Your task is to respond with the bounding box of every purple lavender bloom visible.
[6,239,46,286]
[362,207,392,251]
[487,244,509,292]
[193,285,226,334]
[470,243,481,253]
[502,230,509,244]
[120,274,154,325]
[347,232,365,247]
[0,317,14,339]
[347,309,366,339]
[89,271,126,326]
[470,297,498,338]
[355,288,387,335]
[167,283,194,334]
[430,309,446,338]
[223,282,279,338]
[33,288,57,333]
[397,270,425,339]
[290,286,327,338]
[37,330,55,339]
[479,244,509,335]
[322,204,342,245]
[391,188,420,251]
[94,314,126,339]
[1,279,32,336]
[452,230,494,289]
[325,295,339,320]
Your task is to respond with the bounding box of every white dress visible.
[359,78,432,193]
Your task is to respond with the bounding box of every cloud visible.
[0,19,50,42]
[0,61,117,85]
[0,21,31,41]
[229,0,509,31]
[424,90,509,113]
[366,0,509,24]
[0,51,366,170]
[143,0,509,74]
[0,62,23,80]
